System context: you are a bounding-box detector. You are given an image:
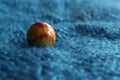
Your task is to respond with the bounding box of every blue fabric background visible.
[1,0,120,80]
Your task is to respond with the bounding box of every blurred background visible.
[1,0,120,80]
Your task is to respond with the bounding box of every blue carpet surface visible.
[1,0,120,80]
